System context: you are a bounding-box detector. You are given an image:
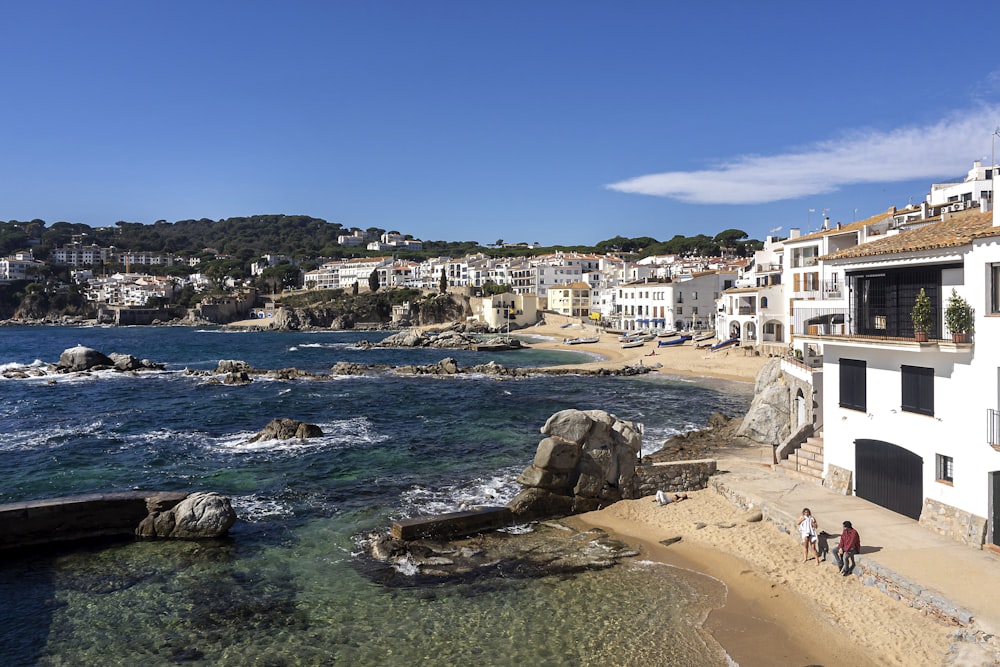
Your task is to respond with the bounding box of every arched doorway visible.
[795,389,806,430]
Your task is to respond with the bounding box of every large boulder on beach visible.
[136,492,237,539]
[736,357,791,444]
[510,409,643,520]
[56,345,114,372]
[249,418,324,442]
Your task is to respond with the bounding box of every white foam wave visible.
[0,419,107,451]
[399,470,520,516]
[231,495,294,522]
[211,416,387,456]
[392,554,420,576]
[0,359,46,372]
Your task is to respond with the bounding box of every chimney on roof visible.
[789,228,800,239]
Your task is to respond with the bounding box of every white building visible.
[802,208,1000,548]
[0,254,44,282]
[618,271,735,332]
[304,257,393,290]
[470,292,538,329]
[926,160,995,209]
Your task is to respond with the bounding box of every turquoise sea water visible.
[0,326,751,666]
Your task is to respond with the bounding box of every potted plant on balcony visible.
[944,288,974,343]
[911,288,932,342]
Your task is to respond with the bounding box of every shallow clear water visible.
[0,326,751,666]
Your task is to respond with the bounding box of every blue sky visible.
[4,1,1000,247]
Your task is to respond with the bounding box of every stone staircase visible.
[774,435,824,484]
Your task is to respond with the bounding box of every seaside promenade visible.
[713,449,1000,649]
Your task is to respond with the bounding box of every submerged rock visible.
[359,521,639,586]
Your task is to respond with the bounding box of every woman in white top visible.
[796,507,820,565]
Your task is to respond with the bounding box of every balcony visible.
[793,307,972,349]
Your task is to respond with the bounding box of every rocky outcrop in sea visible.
[1,344,166,379]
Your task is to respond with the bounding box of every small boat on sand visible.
[657,335,692,347]
[621,339,646,349]
[565,336,600,344]
[709,338,740,351]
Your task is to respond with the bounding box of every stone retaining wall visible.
[918,497,987,549]
[635,459,716,498]
[824,464,853,496]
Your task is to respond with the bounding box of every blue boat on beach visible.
[657,335,692,347]
[710,337,740,351]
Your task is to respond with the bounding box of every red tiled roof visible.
[789,211,891,244]
[821,210,1000,261]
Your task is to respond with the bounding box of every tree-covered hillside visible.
[0,215,763,263]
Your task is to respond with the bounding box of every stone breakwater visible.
[185,357,654,385]
[0,491,237,551]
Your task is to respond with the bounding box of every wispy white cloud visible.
[606,106,1000,204]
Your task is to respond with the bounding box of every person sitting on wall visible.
[834,520,862,576]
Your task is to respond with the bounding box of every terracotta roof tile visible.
[821,210,1000,261]
[790,211,890,243]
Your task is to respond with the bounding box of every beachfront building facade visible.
[547,281,592,318]
[470,292,538,329]
[617,271,735,332]
[718,235,787,346]
[802,209,1000,548]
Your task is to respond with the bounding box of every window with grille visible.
[936,454,953,484]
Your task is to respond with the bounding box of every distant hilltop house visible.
[0,251,44,283]
[85,273,179,307]
[366,232,423,252]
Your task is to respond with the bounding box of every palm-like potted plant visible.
[911,288,932,342]
[944,288,974,343]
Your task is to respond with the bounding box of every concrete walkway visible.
[711,449,1000,647]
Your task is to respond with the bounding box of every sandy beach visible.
[522,319,955,665]
[570,473,952,666]
[519,316,768,382]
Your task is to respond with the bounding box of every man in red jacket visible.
[835,520,861,576]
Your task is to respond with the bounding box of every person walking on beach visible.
[835,520,861,576]
[797,507,820,564]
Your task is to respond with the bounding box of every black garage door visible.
[855,439,923,520]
